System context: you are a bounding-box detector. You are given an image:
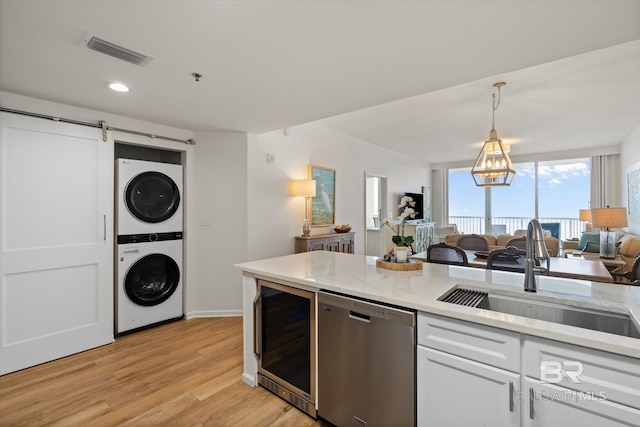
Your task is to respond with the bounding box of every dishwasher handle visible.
[349,310,370,323]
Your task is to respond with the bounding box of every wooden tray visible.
[376,258,423,271]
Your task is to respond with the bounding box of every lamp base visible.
[302,218,311,237]
[599,230,617,259]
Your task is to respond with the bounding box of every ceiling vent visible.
[81,33,153,66]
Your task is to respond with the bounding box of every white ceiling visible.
[1,1,639,164]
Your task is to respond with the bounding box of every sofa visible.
[564,231,640,274]
[444,233,560,257]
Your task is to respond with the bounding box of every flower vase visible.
[395,246,409,263]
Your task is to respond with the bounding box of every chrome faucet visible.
[524,219,551,292]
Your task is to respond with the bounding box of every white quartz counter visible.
[237,251,640,358]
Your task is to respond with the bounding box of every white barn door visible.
[0,112,113,374]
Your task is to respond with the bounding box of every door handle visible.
[103,214,107,241]
[529,387,534,419]
[253,290,262,359]
[509,381,514,412]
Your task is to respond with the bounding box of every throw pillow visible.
[583,241,600,253]
[577,232,600,251]
[619,235,640,258]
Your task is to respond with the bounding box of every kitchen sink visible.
[440,288,640,339]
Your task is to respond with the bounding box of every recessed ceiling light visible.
[106,82,130,92]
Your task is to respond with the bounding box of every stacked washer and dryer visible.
[115,159,184,335]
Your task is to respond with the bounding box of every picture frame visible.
[309,165,335,226]
[627,161,640,220]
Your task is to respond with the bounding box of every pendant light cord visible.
[492,86,502,130]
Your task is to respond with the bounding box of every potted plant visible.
[383,196,416,262]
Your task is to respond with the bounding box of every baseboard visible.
[242,372,257,387]
[185,309,243,319]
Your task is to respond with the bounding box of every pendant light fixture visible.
[471,82,516,187]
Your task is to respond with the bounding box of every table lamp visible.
[291,179,316,237]
[590,206,628,259]
[579,208,592,232]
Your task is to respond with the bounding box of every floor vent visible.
[257,373,316,418]
[82,33,153,66]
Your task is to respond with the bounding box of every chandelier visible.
[471,82,516,187]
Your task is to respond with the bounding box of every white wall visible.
[620,124,640,235]
[188,131,248,317]
[0,92,431,315]
[247,122,430,261]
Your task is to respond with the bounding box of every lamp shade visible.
[579,209,591,222]
[590,207,628,229]
[291,179,316,197]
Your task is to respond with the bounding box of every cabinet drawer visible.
[523,336,640,410]
[418,312,520,372]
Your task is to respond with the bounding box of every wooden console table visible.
[295,232,355,254]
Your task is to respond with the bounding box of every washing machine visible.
[116,158,183,236]
[116,234,183,335]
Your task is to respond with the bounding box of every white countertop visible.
[237,251,640,358]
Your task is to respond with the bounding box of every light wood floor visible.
[0,317,331,426]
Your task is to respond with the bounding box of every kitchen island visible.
[237,251,640,426]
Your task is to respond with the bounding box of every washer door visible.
[125,254,180,306]
[125,171,180,223]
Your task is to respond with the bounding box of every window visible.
[448,158,590,241]
[491,162,536,233]
[538,158,590,239]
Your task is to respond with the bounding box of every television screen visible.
[402,192,424,220]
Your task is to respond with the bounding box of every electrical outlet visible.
[200,215,212,226]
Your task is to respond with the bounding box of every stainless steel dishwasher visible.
[318,291,416,427]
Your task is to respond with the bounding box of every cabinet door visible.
[307,239,326,251]
[339,235,354,253]
[415,225,428,253]
[417,346,520,427]
[523,378,640,427]
[523,336,640,410]
[325,238,340,252]
[0,112,113,374]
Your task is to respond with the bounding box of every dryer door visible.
[124,254,180,306]
[125,171,180,223]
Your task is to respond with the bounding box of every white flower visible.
[399,196,412,207]
[398,207,416,221]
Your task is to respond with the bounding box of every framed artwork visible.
[627,161,640,219]
[309,165,335,226]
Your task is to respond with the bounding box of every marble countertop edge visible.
[236,251,640,358]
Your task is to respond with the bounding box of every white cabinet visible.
[417,313,520,427]
[418,346,520,427]
[406,222,435,253]
[522,336,640,426]
[523,378,640,426]
[0,112,114,374]
[417,312,640,427]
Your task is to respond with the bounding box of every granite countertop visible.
[237,251,640,358]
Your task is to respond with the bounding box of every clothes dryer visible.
[116,235,183,334]
[116,158,183,236]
